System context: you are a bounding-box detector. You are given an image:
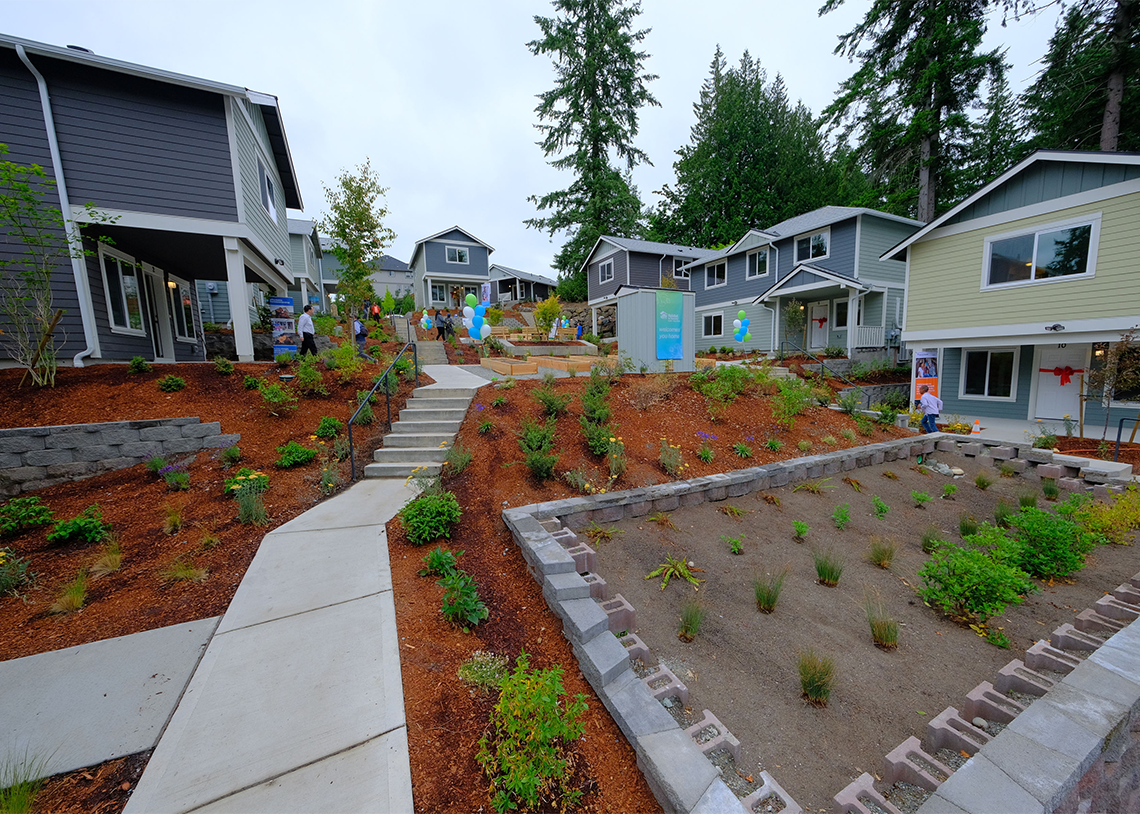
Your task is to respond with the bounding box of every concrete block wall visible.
[836,383,911,410]
[0,419,239,496]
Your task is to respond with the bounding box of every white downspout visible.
[17,45,100,366]
[658,253,667,287]
[761,244,779,353]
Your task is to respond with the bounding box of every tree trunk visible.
[1100,0,1135,151]
[918,134,935,223]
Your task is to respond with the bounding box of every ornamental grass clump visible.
[921,525,947,554]
[314,416,344,439]
[400,489,462,546]
[798,650,835,707]
[813,549,844,586]
[678,598,705,642]
[476,651,588,814]
[163,558,208,583]
[975,472,993,490]
[865,591,899,650]
[1019,490,1039,510]
[869,537,897,568]
[50,570,87,614]
[260,382,299,416]
[753,569,787,613]
[1042,478,1060,501]
[0,749,49,813]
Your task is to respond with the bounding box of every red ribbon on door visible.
[1039,366,1083,386]
[812,317,828,328]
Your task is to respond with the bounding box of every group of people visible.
[433,309,458,340]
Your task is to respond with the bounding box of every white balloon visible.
[463,306,475,319]
[733,319,742,330]
[463,317,472,329]
[480,324,491,339]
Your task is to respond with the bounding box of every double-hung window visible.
[430,284,446,303]
[705,262,726,288]
[258,160,277,223]
[599,258,614,284]
[795,229,829,263]
[446,246,469,264]
[99,246,145,335]
[673,257,690,279]
[962,348,1017,400]
[702,313,723,338]
[167,275,196,342]
[983,217,1098,288]
[746,249,768,279]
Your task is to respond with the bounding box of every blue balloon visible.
[473,316,483,328]
[475,305,486,317]
[468,328,479,339]
[734,332,742,342]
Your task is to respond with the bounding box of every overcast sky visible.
[3,0,1061,279]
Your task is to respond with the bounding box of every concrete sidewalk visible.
[125,478,419,814]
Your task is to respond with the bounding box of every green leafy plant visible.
[445,442,473,475]
[831,503,851,530]
[1007,507,1096,580]
[723,534,744,554]
[975,472,993,490]
[919,544,1036,623]
[518,417,559,480]
[813,549,844,586]
[678,598,705,642]
[144,453,169,476]
[922,525,947,554]
[418,546,463,578]
[583,521,623,545]
[854,414,875,436]
[659,437,684,477]
[753,569,787,613]
[792,520,809,542]
[479,419,494,434]
[458,650,508,692]
[563,467,592,494]
[243,373,263,390]
[50,569,87,614]
[212,355,234,375]
[1018,490,1038,509]
[234,480,269,525]
[295,353,329,396]
[648,510,677,530]
[912,490,932,508]
[798,650,835,707]
[773,377,813,430]
[645,554,704,591]
[733,441,753,458]
[872,402,899,427]
[46,504,109,546]
[217,445,241,468]
[400,489,462,546]
[869,536,897,568]
[872,496,890,519]
[353,392,374,425]
[579,417,617,457]
[697,443,714,463]
[942,484,958,500]
[275,440,317,468]
[837,389,863,414]
[438,570,489,630]
[315,416,344,439]
[0,496,53,537]
[476,651,587,814]
[985,629,1011,648]
[260,382,299,416]
[163,558,208,583]
[127,356,153,374]
[157,375,186,392]
[224,467,268,496]
[764,438,783,452]
[198,527,222,551]
[0,547,33,595]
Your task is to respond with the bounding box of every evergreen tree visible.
[648,49,841,248]
[821,0,1000,222]
[961,56,1028,191]
[525,0,659,300]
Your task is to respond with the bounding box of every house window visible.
[99,246,145,335]
[405,271,413,279]
[702,313,723,338]
[430,284,446,303]
[599,258,614,284]
[795,229,829,263]
[984,219,1097,287]
[499,279,514,295]
[167,275,195,342]
[705,262,726,288]
[258,160,277,223]
[962,348,1017,400]
[746,249,768,279]
[446,246,469,264]
[673,257,690,279]
[1091,342,1140,402]
[834,301,848,329]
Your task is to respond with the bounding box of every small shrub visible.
[0,548,33,595]
[698,443,714,463]
[645,554,704,591]
[157,375,186,392]
[942,484,958,500]
[1019,490,1038,510]
[865,592,898,650]
[163,558,208,583]
[912,490,932,508]
[798,650,835,706]
[260,382,299,416]
[315,416,344,439]
[872,496,890,519]
[580,418,617,457]
[235,481,269,525]
[872,402,899,427]
[832,503,851,530]
[792,520,809,542]
[995,500,1015,528]
[678,598,705,642]
[162,503,183,535]
[46,505,109,546]
[855,414,875,436]
[922,526,947,554]
[813,549,844,586]
[159,462,190,491]
[754,569,787,613]
[733,441,753,458]
[765,438,783,452]
[1008,507,1096,579]
[50,570,87,614]
[438,570,489,630]
[445,443,473,475]
[419,546,463,577]
[128,356,153,374]
[275,440,317,468]
[243,374,263,390]
[773,377,813,430]
[0,497,53,537]
[959,513,978,537]
[659,438,684,477]
[533,384,571,417]
[723,534,744,554]
[869,536,897,568]
[837,389,863,414]
[519,417,559,480]
[400,490,462,546]
[213,356,234,375]
[478,419,493,434]
[224,467,269,496]
[918,544,1036,622]
[1042,478,1060,501]
[458,650,508,692]
[295,354,329,396]
[975,472,994,490]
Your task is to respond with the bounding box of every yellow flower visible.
[609,437,616,442]
[309,435,317,440]
[599,489,606,494]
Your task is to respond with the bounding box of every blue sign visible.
[656,290,683,360]
[269,296,296,353]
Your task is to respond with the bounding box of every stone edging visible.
[0,418,239,496]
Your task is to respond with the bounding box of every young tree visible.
[821,0,1000,222]
[1086,328,1140,437]
[526,0,659,299]
[318,159,396,324]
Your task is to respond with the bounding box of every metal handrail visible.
[1113,415,1140,462]
[778,341,858,389]
[347,341,419,481]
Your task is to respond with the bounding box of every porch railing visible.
[779,342,858,389]
[854,325,886,348]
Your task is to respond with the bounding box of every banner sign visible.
[914,350,939,399]
[480,282,491,304]
[656,289,683,360]
[269,296,297,353]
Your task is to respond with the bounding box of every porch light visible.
[167,281,177,289]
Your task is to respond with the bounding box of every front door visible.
[809,303,829,349]
[142,267,175,362]
[1035,345,1086,420]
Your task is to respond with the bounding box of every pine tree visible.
[821,0,1000,222]
[525,0,659,301]
[961,57,1028,191]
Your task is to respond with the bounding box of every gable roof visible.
[408,226,495,267]
[490,264,557,287]
[764,206,921,239]
[0,34,304,210]
[880,150,1140,261]
[752,262,869,303]
[579,235,718,280]
[288,218,321,257]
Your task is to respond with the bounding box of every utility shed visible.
[615,286,695,373]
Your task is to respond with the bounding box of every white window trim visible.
[599,259,614,284]
[445,246,470,265]
[258,160,278,224]
[98,244,146,337]
[673,257,690,280]
[745,249,769,279]
[959,346,1020,402]
[705,261,727,289]
[167,273,196,343]
[794,227,831,263]
[702,312,724,338]
[980,214,1101,292]
[833,299,849,330]
[430,283,446,304]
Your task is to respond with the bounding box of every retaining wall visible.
[838,383,910,410]
[0,418,240,496]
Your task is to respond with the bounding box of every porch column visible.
[591,307,597,336]
[846,290,858,357]
[223,237,255,362]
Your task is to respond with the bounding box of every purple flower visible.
[476,404,484,411]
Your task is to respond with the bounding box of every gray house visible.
[0,34,302,364]
[488,264,556,305]
[680,207,921,357]
[582,236,719,335]
[408,226,494,310]
[287,218,322,311]
[317,236,412,313]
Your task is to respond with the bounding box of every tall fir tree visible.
[961,56,1028,191]
[821,0,1000,222]
[647,49,841,248]
[525,0,659,301]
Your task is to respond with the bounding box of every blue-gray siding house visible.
[0,34,303,364]
[409,226,494,309]
[679,207,921,356]
[317,235,412,313]
[488,264,557,305]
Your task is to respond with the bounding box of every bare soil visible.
[594,459,1140,811]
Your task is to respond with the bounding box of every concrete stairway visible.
[414,340,448,365]
[364,385,479,478]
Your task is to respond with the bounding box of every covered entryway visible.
[1035,345,1087,420]
[808,302,829,349]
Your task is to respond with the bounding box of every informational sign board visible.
[480,282,491,304]
[655,289,683,360]
[914,350,939,399]
[269,296,297,353]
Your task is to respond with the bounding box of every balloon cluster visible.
[733,310,751,343]
[461,293,492,340]
[419,313,433,330]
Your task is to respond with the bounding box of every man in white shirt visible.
[298,304,318,356]
[918,385,943,433]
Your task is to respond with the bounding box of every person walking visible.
[436,309,448,340]
[354,314,370,358]
[918,385,943,434]
[298,304,318,356]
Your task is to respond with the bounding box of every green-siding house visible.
[884,150,1140,428]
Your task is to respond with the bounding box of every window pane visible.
[964,351,989,395]
[988,234,1034,284]
[810,233,827,258]
[106,257,126,328]
[834,301,848,328]
[457,249,468,263]
[749,252,766,277]
[122,266,143,330]
[796,237,810,261]
[169,285,186,337]
[987,351,1015,398]
[180,285,194,337]
[1035,225,1090,279]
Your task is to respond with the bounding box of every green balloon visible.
[743,332,752,342]
[466,293,477,307]
[737,310,746,320]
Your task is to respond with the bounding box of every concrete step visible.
[373,447,449,463]
[413,386,481,399]
[399,407,468,422]
[406,397,472,411]
[383,433,454,448]
[389,420,462,435]
[364,461,442,479]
